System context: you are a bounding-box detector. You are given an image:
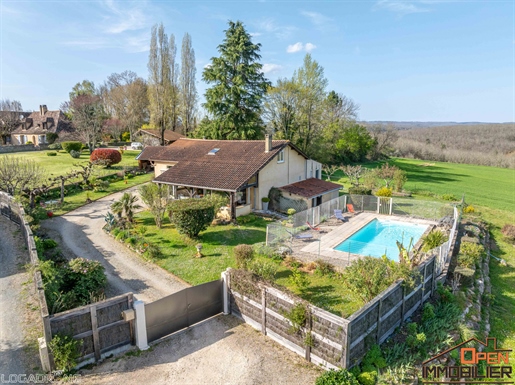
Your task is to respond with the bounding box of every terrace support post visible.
[345,322,352,368]
[261,288,267,335]
[377,196,380,213]
[133,300,149,350]
[400,286,407,323]
[343,195,347,212]
[431,255,437,296]
[389,198,393,215]
[90,305,101,362]
[376,299,383,343]
[221,269,231,315]
[38,337,52,373]
[230,192,236,221]
[305,309,312,362]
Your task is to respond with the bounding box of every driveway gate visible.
[145,279,223,343]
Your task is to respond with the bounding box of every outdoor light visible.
[196,243,203,258]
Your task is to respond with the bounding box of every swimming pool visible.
[334,219,428,261]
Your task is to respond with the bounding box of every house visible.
[135,128,184,146]
[11,105,73,145]
[136,135,342,219]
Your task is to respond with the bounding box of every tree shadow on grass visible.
[301,284,347,310]
[201,229,266,247]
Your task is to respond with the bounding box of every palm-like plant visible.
[111,193,141,223]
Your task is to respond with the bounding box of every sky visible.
[0,0,513,122]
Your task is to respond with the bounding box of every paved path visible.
[41,186,188,303]
[0,216,38,377]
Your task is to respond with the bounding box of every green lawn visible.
[132,211,361,317]
[6,149,143,178]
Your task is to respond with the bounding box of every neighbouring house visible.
[135,129,185,146]
[10,105,74,146]
[0,111,30,145]
[136,135,342,219]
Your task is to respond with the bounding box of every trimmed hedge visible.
[90,148,122,166]
[348,186,372,195]
[168,198,215,238]
[61,141,83,153]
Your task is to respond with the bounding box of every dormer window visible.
[277,150,284,163]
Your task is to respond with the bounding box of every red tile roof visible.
[279,178,342,198]
[142,138,300,191]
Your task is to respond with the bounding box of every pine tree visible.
[198,21,270,140]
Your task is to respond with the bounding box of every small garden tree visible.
[61,141,83,154]
[168,198,215,238]
[90,148,122,167]
[111,193,141,223]
[138,183,170,228]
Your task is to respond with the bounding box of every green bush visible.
[357,371,377,385]
[70,149,81,159]
[234,244,255,269]
[314,259,335,276]
[49,334,82,373]
[249,260,277,281]
[362,344,386,369]
[236,214,257,225]
[67,258,107,304]
[441,193,458,201]
[61,141,83,153]
[168,198,215,238]
[287,208,296,216]
[43,238,58,250]
[457,241,484,268]
[315,369,360,385]
[284,302,307,334]
[436,282,454,303]
[463,205,475,213]
[422,303,435,321]
[93,179,110,192]
[46,132,59,144]
[46,151,57,156]
[25,141,33,145]
[348,186,372,195]
[48,143,62,150]
[375,187,392,197]
[289,266,310,291]
[253,242,282,260]
[261,197,270,202]
[143,244,163,260]
[421,230,448,252]
[121,131,130,141]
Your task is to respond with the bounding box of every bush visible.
[393,169,407,192]
[43,239,58,250]
[253,242,282,260]
[315,369,360,385]
[314,259,334,276]
[422,302,435,322]
[463,205,475,213]
[234,244,255,268]
[61,141,83,154]
[143,244,163,261]
[362,344,387,369]
[357,371,377,385]
[49,334,82,373]
[46,132,59,144]
[90,148,122,166]
[348,186,372,195]
[25,141,33,145]
[287,208,296,216]
[289,266,310,291]
[501,224,515,243]
[168,198,216,238]
[421,230,448,252]
[46,151,57,156]
[457,241,485,268]
[261,197,270,203]
[70,149,81,158]
[441,193,458,201]
[121,131,130,141]
[67,258,107,304]
[375,187,392,197]
[48,143,62,150]
[93,179,110,192]
[249,259,277,281]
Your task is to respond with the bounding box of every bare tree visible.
[0,156,43,196]
[368,123,399,160]
[322,164,341,181]
[180,33,197,135]
[103,118,125,141]
[148,24,173,146]
[0,99,24,145]
[70,94,106,153]
[342,165,365,187]
[374,163,398,188]
[263,78,299,141]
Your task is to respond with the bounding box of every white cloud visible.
[261,63,283,74]
[204,63,212,69]
[258,18,296,39]
[101,0,149,34]
[287,42,304,53]
[304,43,317,52]
[286,42,317,54]
[250,32,263,37]
[374,0,430,15]
[300,11,338,32]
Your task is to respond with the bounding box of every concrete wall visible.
[0,144,50,153]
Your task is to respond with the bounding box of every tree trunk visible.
[230,192,236,221]
[60,179,65,204]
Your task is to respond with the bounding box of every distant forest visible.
[389,123,514,169]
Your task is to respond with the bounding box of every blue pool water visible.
[334,219,428,261]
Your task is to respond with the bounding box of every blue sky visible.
[0,0,513,122]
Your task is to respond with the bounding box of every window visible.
[315,169,320,179]
[277,150,284,163]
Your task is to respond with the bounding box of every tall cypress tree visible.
[198,21,270,140]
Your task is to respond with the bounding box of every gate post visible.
[221,269,231,315]
[133,300,149,350]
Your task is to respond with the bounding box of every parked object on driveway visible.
[131,142,143,150]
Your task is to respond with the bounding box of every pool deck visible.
[300,213,436,266]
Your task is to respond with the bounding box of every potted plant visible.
[261,197,270,211]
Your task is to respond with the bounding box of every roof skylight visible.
[207,148,220,155]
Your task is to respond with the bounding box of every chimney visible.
[40,105,47,115]
[265,133,272,153]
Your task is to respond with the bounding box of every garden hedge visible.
[61,141,83,153]
[90,148,122,166]
[168,198,215,238]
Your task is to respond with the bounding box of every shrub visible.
[287,208,296,216]
[249,260,277,281]
[357,371,377,385]
[46,132,59,144]
[261,197,270,202]
[121,131,130,141]
[48,143,62,150]
[46,151,57,156]
[67,258,107,304]
[421,230,448,252]
[70,149,81,158]
[289,266,310,291]
[61,141,83,153]
[422,303,435,321]
[93,179,110,192]
[49,334,82,373]
[501,224,515,243]
[234,244,255,269]
[348,186,372,195]
[314,259,334,276]
[457,241,485,268]
[362,344,387,369]
[463,205,475,213]
[284,302,307,334]
[143,244,163,260]
[43,238,58,250]
[375,187,392,197]
[25,141,33,145]
[168,198,216,238]
[90,148,122,166]
[436,282,454,303]
[236,214,257,225]
[253,242,281,260]
[441,193,458,201]
[315,369,360,385]
[393,169,407,192]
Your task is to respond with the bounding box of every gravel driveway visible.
[43,187,321,384]
[0,216,39,377]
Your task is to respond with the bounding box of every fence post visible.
[343,195,347,212]
[400,286,407,323]
[389,198,393,215]
[265,226,269,246]
[221,269,231,315]
[377,197,380,213]
[261,288,267,335]
[431,256,437,296]
[345,322,352,368]
[305,308,312,362]
[90,305,101,361]
[133,300,149,350]
[376,299,383,343]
